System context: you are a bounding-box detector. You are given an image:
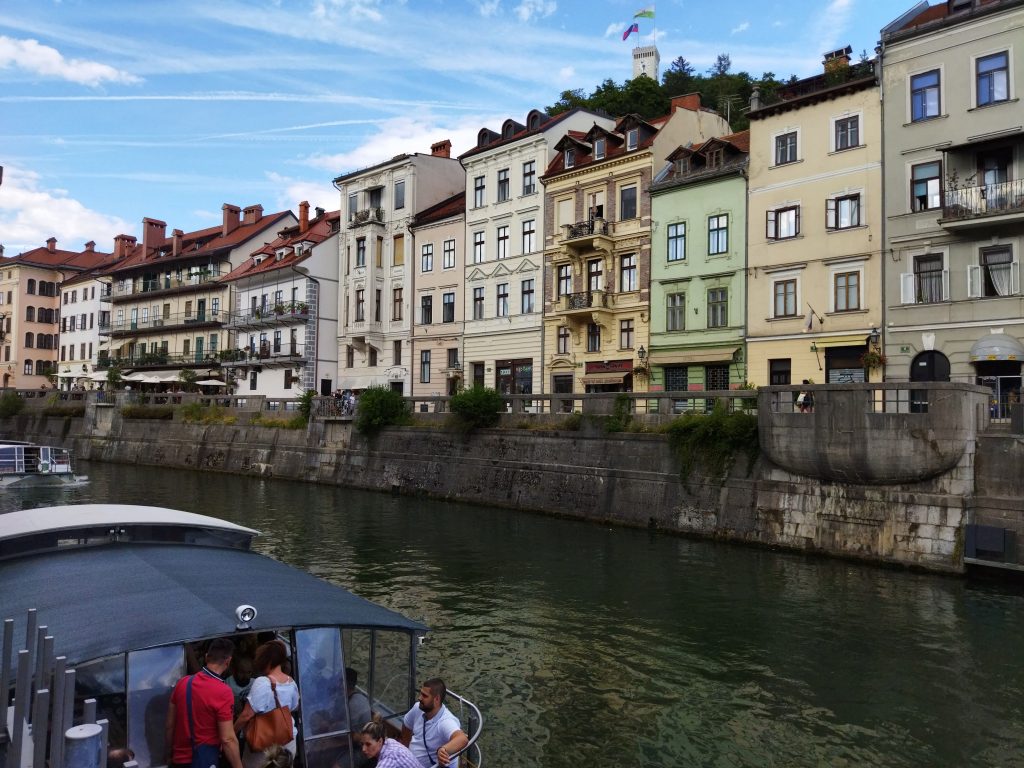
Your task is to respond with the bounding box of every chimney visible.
[46,237,57,253]
[823,45,853,72]
[172,229,183,257]
[142,217,167,258]
[222,204,241,237]
[242,205,263,225]
[431,139,452,158]
[299,201,310,234]
[315,206,325,219]
[113,234,137,260]
[84,241,96,252]
[750,85,761,112]
[671,93,702,113]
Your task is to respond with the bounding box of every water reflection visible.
[5,462,1024,767]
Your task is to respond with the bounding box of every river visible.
[6,461,1024,767]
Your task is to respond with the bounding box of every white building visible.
[58,268,111,389]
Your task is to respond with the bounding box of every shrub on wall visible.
[354,386,411,436]
[0,392,25,418]
[449,386,504,430]
[665,404,759,483]
[121,405,174,420]
[180,403,237,425]
[251,413,305,429]
[43,405,86,418]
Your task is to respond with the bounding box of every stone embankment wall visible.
[2,404,979,573]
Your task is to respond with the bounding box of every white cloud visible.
[810,0,855,53]
[311,0,384,23]
[558,66,575,81]
[265,173,338,217]
[0,35,139,87]
[477,0,501,17]
[604,22,622,38]
[731,21,750,35]
[0,166,131,255]
[514,0,556,22]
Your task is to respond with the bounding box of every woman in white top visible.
[234,639,300,768]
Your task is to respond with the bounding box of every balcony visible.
[226,302,311,330]
[99,310,224,337]
[941,179,1024,230]
[102,271,225,302]
[97,352,223,370]
[559,218,613,254]
[557,290,609,320]
[230,343,307,368]
[348,207,385,228]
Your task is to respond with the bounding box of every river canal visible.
[6,461,1024,767]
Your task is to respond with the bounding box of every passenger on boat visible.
[234,639,300,768]
[360,717,421,768]
[259,744,293,768]
[399,679,468,768]
[229,657,255,718]
[165,638,244,768]
[345,667,372,734]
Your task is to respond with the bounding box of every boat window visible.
[371,631,415,731]
[296,628,349,768]
[127,645,185,768]
[341,628,371,713]
[0,446,20,474]
[76,655,128,749]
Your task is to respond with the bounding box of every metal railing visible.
[563,218,609,240]
[99,309,222,334]
[445,688,484,767]
[944,179,1024,219]
[106,271,225,299]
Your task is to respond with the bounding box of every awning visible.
[969,333,1024,362]
[940,128,1022,153]
[652,347,738,365]
[581,373,627,385]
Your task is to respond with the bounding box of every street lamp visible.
[866,327,881,350]
[636,345,649,371]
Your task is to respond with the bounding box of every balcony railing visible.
[104,271,225,300]
[226,302,311,329]
[97,353,224,370]
[348,207,385,227]
[943,179,1024,221]
[560,290,608,314]
[99,310,223,335]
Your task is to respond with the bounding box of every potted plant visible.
[860,350,887,369]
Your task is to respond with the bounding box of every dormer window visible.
[626,128,639,151]
[674,157,690,174]
[707,149,723,169]
[528,114,540,130]
[594,138,606,160]
[565,149,575,168]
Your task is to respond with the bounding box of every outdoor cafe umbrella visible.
[195,379,226,387]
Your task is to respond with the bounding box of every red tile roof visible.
[222,210,340,282]
[4,243,112,272]
[411,193,465,228]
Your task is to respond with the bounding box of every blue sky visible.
[1,0,899,255]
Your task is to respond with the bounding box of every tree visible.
[662,56,696,97]
[620,75,670,119]
[546,88,588,116]
[709,53,732,77]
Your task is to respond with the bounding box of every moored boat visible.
[0,504,483,767]
[0,441,88,488]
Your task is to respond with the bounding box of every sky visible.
[1,0,902,256]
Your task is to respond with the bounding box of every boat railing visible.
[445,687,484,767]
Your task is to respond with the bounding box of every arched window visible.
[42,308,53,323]
[24,332,34,348]
[26,279,36,295]
[23,360,33,375]
[910,350,951,383]
[25,307,35,322]
[477,128,491,148]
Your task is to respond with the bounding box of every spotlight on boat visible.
[235,604,257,629]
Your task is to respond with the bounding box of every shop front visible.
[580,359,633,393]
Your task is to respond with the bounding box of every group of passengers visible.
[164,637,467,768]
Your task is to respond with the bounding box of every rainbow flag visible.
[622,22,639,40]
[634,7,655,18]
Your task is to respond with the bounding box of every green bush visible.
[298,389,315,424]
[604,393,634,433]
[559,412,583,431]
[0,391,25,418]
[448,386,504,430]
[251,413,305,429]
[121,405,174,420]
[43,405,86,417]
[665,404,759,484]
[354,386,411,436]
[180,402,236,425]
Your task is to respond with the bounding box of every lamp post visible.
[637,345,648,369]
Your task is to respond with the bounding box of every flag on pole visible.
[634,7,655,18]
[802,305,818,333]
[622,23,639,40]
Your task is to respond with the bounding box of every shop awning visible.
[969,333,1024,362]
[652,347,738,365]
[580,373,627,385]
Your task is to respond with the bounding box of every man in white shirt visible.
[399,678,468,768]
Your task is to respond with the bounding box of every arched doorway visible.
[969,333,1023,419]
[909,350,950,413]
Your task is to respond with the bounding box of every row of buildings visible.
[3,0,1023,406]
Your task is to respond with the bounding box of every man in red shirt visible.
[165,638,243,768]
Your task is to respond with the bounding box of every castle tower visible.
[632,45,661,80]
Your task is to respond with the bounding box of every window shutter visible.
[1013,261,1021,295]
[941,269,950,301]
[766,209,776,239]
[966,265,981,298]
[826,198,836,229]
[794,206,801,236]
[900,272,915,304]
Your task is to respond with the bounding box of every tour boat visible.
[0,504,483,768]
[0,441,88,487]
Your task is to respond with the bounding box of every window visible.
[356,238,366,267]
[827,194,861,229]
[977,52,1009,106]
[910,253,945,304]
[496,283,509,317]
[393,234,405,266]
[557,265,571,297]
[355,289,365,321]
[273,329,282,353]
[706,148,723,169]
[708,214,729,255]
[557,326,570,354]
[911,161,941,212]
[766,206,800,240]
[393,340,402,365]
[497,169,510,202]
[420,350,430,383]
[447,348,459,369]
[473,232,485,263]
[666,293,685,331]
[392,287,403,320]
[348,194,358,219]
[368,347,377,367]
[394,180,405,209]
[522,220,536,254]
[443,292,455,323]
[421,244,433,272]
[620,185,637,220]
[834,271,860,311]
[769,359,792,385]
[667,223,685,262]
[283,368,293,390]
[473,287,484,319]
[496,226,509,260]
[835,116,859,150]
[420,295,433,324]
[375,289,382,322]
[376,236,383,267]
[522,160,536,195]
[345,345,354,368]
[369,188,382,208]
[443,239,456,269]
[774,279,797,317]
[594,138,606,160]
[564,149,575,168]
[586,323,601,352]
[26,279,36,295]
[775,131,797,165]
[521,279,535,314]
[969,247,1017,298]
[473,176,485,207]
[626,128,638,150]
[619,254,637,292]
[587,259,603,292]
[911,70,940,121]
[619,319,634,349]
[707,288,728,327]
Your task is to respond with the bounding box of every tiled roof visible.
[222,210,340,282]
[541,115,658,180]
[4,244,112,271]
[883,0,1015,40]
[457,108,590,161]
[411,193,465,228]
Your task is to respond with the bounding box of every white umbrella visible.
[88,372,110,382]
[123,372,149,382]
[195,379,226,387]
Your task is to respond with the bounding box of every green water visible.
[8,461,1024,767]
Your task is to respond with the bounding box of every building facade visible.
[880,0,1024,414]
[334,141,464,394]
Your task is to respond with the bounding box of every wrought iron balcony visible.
[557,290,608,318]
[99,310,224,336]
[348,207,385,227]
[559,218,613,253]
[225,302,311,330]
[942,179,1024,229]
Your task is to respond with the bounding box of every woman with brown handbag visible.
[234,640,300,768]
